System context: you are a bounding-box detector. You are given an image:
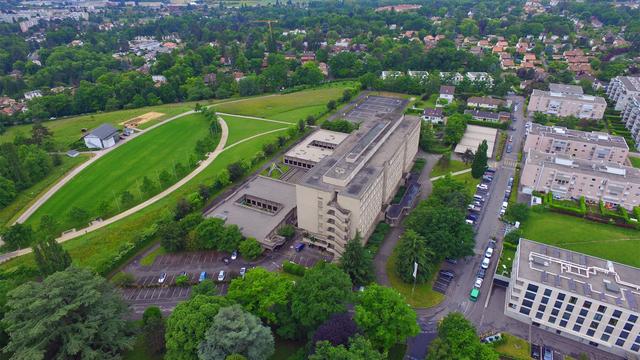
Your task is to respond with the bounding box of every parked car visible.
[543,346,553,360]
[486,168,496,174]
[506,144,513,153]
[467,214,478,221]
[223,257,230,264]
[239,267,247,278]
[231,250,238,260]
[199,271,207,282]
[466,219,475,225]
[485,247,494,258]
[477,268,487,279]
[294,243,305,252]
[508,177,514,186]
[158,272,167,284]
[488,240,497,249]
[445,258,458,265]
[474,277,483,288]
[217,270,225,281]
[481,257,490,269]
[470,288,480,302]
[477,184,489,190]
[439,270,455,279]
[473,195,484,201]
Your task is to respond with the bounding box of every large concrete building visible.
[506,239,640,359]
[528,84,607,120]
[524,124,629,164]
[283,130,348,170]
[607,76,640,111]
[295,115,420,257]
[520,150,640,210]
[622,96,640,151]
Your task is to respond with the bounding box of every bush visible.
[282,261,306,276]
[364,222,391,256]
[504,229,522,246]
[111,271,135,287]
[277,225,296,240]
[175,274,189,286]
[466,119,509,130]
[239,237,263,260]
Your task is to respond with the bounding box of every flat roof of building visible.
[528,123,629,149]
[616,76,640,92]
[299,114,420,198]
[454,124,497,156]
[549,83,584,95]
[532,89,606,105]
[517,238,640,312]
[525,149,640,184]
[206,176,297,247]
[284,129,348,164]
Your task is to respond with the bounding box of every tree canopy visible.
[427,312,499,360]
[227,268,293,324]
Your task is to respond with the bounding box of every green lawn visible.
[27,113,214,231]
[0,154,91,227]
[220,114,292,145]
[493,333,530,360]
[521,211,640,267]
[430,159,470,178]
[630,157,640,169]
[385,248,445,308]
[0,122,290,274]
[0,100,213,148]
[139,246,167,266]
[214,82,356,123]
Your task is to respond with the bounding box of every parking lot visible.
[344,95,406,122]
[120,242,332,317]
[433,269,455,294]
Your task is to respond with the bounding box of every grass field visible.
[214,82,357,123]
[430,159,470,178]
[27,113,214,231]
[0,154,91,227]
[493,333,530,360]
[220,114,290,145]
[0,101,213,148]
[630,157,640,168]
[521,211,640,267]
[385,248,445,308]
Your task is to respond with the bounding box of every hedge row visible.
[466,119,509,130]
[282,260,306,276]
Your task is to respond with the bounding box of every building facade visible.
[528,85,607,120]
[506,239,640,359]
[524,124,629,164]
[622,96,640,151]
[295,116,420,257]
[520,150,640,210]
[607,76,640,111]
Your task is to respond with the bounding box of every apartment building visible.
[506,239,640,359]
[528,84,607,120]
[520,150,640,210]
[622,96,640,151]
[607,76,640,111]
[524,124,629,164]
[295,115,420,257]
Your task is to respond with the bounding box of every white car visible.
[217,270,225,281]
[474,277,483,288]
[239,267,247,278]
[485,247,494,259]
[481,257,490,269]
[158,272,167,284]
[477,184,489,190]
[231,250,238,260]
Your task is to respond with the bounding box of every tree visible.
[158,219,187,252]
[30,122,53,146]
[120,189,136,207]
[227,268,293,324]
[326,100,337,111]
[198,305,274,360]
[0,176,16,208]
[1,223,33,250]
[3,267,132,359]
[504,203,529,223]
[297,119,305,133]
[291,262,352,331]
[312,312,358,349]
[238,238,263,260]
[471,140,488,179]
[141,176,158,197]
[427,312,499,360]
[354,285,419,351]
[142,306,165,355]
[175,197,192,220]
[159,169,174,187]
[310,336,385,360]
[195,218,226,250]
[67,206,91,228]
[428,175,472,210]
[192,279,217,297]
[165,295,232,360]
[405,203,475,260]
[443,113,467,145]
[37,214,59,238]
[32,236,72,276]
[340,234,374,286]
[461,149,475,165]
[395,230,436,284]
[419,123,436,152]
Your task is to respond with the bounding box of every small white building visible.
[24,90,42,100]
[439,85,455,103]
[422,108,444,124]
[84,124,120,149]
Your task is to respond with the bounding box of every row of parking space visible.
[433,269,455,294]
[466,168,496,227]
[149,251,221,269]
[122,286,191,302]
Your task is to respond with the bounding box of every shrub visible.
[364,222,391,256]
[239,237,263,260]
[277,225,296,240]
[282,261,305,276]
[175,274,189,286]
[111,271,135,287]
[504,229,522,246]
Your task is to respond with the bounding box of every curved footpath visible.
[0,115,289,264]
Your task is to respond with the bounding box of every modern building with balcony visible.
[506,239,640,359]
[523,123,629,164]
[528,84,607,120]
[520,150,640,210]
[607,76,640,111]
[295,115,420,257]
[621,96,640,151]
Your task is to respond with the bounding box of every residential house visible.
[439,85,455,103]
[422,108,444,124]
[24,90,42,100]
[467,96,505,110]
[464,110,510,123]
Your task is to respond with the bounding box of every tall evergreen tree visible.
[471,140,488,179]
[32,236,72,276]
[340,233,375,286]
